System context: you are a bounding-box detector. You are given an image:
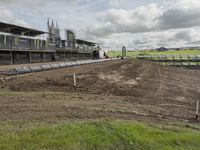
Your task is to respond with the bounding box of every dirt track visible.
[0,59,200,124]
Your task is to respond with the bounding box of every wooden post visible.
[196,101,199,121]
[73,73,77,89]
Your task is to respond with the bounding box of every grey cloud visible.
[1,0,200,49]
[0,0,87,8]
[159,5,200,30]
[86,0,200,37]
[134,39,147,45]
[1,0,83,4]
[175,30,192,41]
[186,40,200,45]
[97,27,200,50]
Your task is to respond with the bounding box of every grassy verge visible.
[107,49,200,58]
[0,120,200,150]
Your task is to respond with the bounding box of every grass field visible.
[0,120,200,150]
[107,49,200,58]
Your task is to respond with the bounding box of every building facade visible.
[0,20,101,65]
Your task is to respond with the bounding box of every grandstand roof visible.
[76,39,96,46]
[0,21,45,36]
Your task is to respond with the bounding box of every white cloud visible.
[86,0,200,37]
[108,0,129,6]
[0,7,30,27]
[96,27,200,50]
[0,7,13,18]
[86,4,162,37]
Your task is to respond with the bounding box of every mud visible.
[0,59,200,124]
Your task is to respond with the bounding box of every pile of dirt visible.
[0,59,200,124]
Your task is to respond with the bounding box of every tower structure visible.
[65,29,76,48]
[47,18,61,46]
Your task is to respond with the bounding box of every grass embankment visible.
[108,49,200,58]
[0,120,200,150]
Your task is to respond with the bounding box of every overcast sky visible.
[0,0,200,50]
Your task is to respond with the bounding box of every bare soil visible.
[0,59,200,124]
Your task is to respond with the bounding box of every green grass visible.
[161,62,200,66]
[0,120,200,150]
[107,49,200,58]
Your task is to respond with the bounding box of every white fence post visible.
[196,101,199,121]
[73,73,77,89]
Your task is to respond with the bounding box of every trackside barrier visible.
[50,64,60,69]
[40,64,52,70]
[8,58,121,75]
[29,66,43,72]
[0,70,18,75]
[15,66,32,74]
